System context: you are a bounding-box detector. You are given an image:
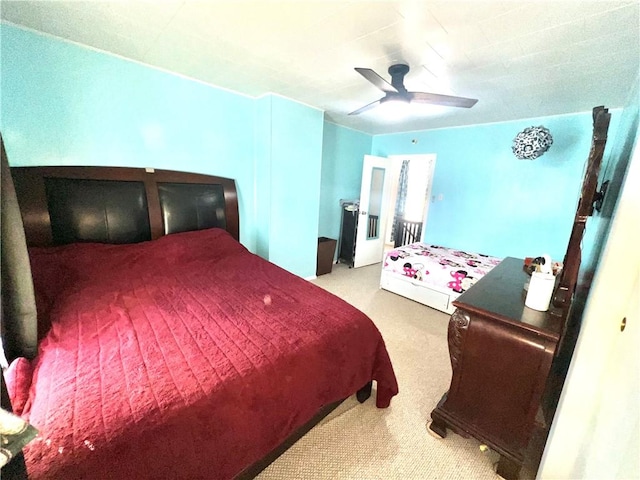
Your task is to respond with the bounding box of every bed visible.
[1,161,399,479]
[380,243,502,314]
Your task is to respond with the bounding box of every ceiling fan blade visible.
[355,68,398,93]
[348,98,382,115]
[410,92,478,108]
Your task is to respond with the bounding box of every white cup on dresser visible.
[525,271,555,311]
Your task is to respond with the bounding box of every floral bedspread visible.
[383,243,503,295]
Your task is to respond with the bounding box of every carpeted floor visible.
[256,262,523,480]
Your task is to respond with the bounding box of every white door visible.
[354,155,391,268]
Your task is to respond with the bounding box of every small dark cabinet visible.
[316,237,337,276]
[429,258,562,479]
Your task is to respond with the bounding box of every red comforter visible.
[17,228,398,479]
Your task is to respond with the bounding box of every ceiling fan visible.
[349,64,478,115]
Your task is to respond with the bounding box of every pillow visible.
[2,358,33,416]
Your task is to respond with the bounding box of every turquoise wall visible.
[2,23,630,276]
[267,95,323,277]
[253,95,272,259]
[254,94,325,278]
[318,122,372,242]
[0,23,259,249]
[1,24,326,278]
[372,112,621,261]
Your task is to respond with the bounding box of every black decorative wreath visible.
[512,126,553,160]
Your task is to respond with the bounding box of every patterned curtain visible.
[390,159,410,242]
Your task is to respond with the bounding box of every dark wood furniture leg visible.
[497,455,522,480]
[236,382,373,479]
[236,399,343,479]
[427,417,447,439]
[427,392,449,438]
[356,381,372,403]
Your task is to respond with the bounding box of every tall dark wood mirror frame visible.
[553,106,611,347]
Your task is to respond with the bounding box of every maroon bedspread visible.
[19,228,398,479]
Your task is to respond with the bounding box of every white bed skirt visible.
[380,269,456,315]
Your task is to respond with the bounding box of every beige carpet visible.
[256,263,527,480]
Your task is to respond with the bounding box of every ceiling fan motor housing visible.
[388,64,410,92]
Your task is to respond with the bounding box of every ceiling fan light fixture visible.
[378,98,411,119]
[408,102,449,117]
[380,94,410,105]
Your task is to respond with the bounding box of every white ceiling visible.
[2,1,639,135]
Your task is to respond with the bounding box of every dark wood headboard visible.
[11,166,239,247]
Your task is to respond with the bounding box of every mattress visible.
[381,243,502,310]
[15,228,398,480]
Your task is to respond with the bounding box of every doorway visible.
[384,154,437,251]
[350,154,436,268]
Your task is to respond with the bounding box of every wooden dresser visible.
[428,107,611,480]
[429,257,563,479]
